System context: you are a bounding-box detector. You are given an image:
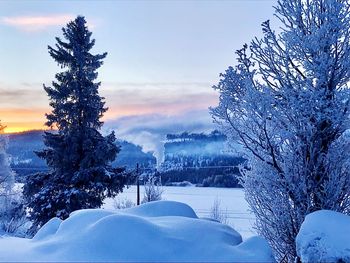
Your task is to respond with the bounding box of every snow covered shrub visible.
[0,194,27,236]
[113,197,135,210]
[209,197,229,225]
[23,16,127,234]
[296,210,350,262]
[211,0,350,260]
[142,174,163,203]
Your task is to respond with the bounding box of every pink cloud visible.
[1,14,76,32]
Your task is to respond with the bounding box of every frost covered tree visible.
[0,125,14,198]
[211,0,350,260]
[0,124,26,235]
[23,16,127,233]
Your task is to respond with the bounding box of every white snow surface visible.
[296,210,350,262]
[0,201,274,262]
[103,186,256,238]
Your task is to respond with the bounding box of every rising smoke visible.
[103,110,215,166]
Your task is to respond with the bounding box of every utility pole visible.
[136,163,140,205]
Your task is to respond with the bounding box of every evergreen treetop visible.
[45,16,107,132]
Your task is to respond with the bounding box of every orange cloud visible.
[0,82,218,133]
[1,14,75,32]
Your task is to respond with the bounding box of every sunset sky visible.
[0,0,276,134]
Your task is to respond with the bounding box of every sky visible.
[0,0,276,152]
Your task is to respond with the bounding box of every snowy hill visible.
[0,201,274,262]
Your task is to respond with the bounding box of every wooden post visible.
[136,163,140,205]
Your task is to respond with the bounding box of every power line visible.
[11,165,242,172]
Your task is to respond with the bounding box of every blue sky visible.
[0,0,276,138]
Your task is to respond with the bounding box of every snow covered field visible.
[103,186,256,239]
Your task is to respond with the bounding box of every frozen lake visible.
[104,186,256,239]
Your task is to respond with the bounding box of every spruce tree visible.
[24,16,126,232]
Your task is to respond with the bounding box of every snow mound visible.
[0,201,274,262]
[33,217,62,241]
[296,210,350,262]
[124,200,198,218]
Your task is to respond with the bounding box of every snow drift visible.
[296,210,350,262]
[0,201,274,262]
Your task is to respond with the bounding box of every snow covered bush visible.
[209,197,229,225]
[296,210,350,262]
[0,194,27,236]
[23,16,127,234]
[211,0,350,260]
[142,174,163,203]
[113,197,135,209]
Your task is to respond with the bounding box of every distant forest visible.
[160,130,245,187]
[8,130,244,188]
